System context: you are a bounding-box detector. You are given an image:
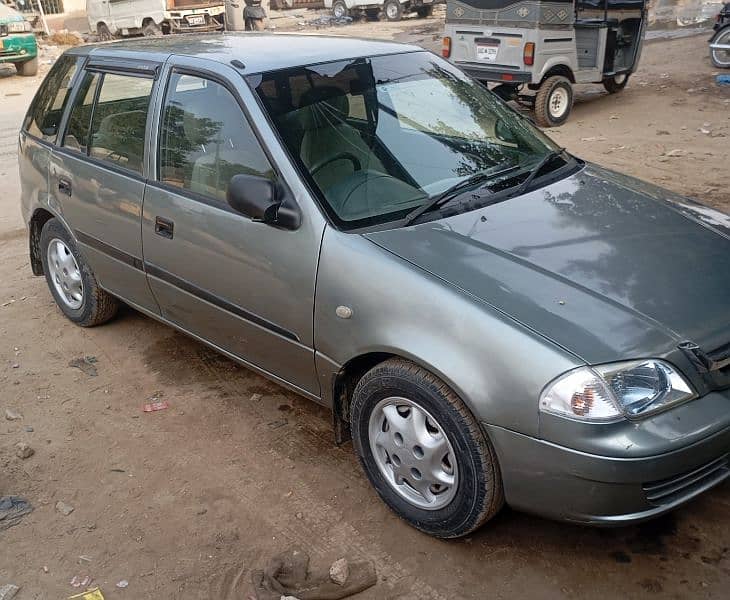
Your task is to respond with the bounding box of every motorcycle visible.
[710,2,730,69]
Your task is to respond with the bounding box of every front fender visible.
[710,24,730,42]
[314,226,581,437]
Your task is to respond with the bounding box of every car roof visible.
[69,32,422,74]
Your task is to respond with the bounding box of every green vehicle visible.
[0,2,38,76]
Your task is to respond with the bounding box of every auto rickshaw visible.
[442,0,648,126]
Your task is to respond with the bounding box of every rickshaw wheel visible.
[534,76,573,128]
[603,74,630,94]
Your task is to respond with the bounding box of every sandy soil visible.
[1,19,729,599]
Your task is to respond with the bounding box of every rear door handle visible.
[154,216,174,239]
[58,177,72,196]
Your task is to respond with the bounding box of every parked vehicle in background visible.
[325,0,441,21]
[18,34,730,539]
[442,0,647,126]
[710,2,730,68]
[86,0,224,39]
[0,2,37,76]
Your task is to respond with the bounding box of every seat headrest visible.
[297,86,350,132]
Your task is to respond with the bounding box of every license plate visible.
[476,44,498,62]
[187,15,205,25]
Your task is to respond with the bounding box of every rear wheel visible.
[350,358,504,538]
[603,73,630,94]
[40,219,119,327]
[383,0,403,21]
[332,0,348,19]
[534,75,573,127]
[15,56,38,77]
[711,28,730,69]
[97,22,113,41]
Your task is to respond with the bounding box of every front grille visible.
[643,454,730,506]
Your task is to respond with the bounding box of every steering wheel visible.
[310,152,362,177]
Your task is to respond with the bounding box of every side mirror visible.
[227,174,301,230]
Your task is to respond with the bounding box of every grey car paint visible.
[18,34,730,527]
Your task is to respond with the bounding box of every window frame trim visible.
[151,64,280,213]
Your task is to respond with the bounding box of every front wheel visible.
[40,219,119,327]
[710,28,730,69]
[15,56,38,77]
[332,0,349,19]
[383,0,403,21]
[97,22,113,41]
[534,75,573,127]
[350,358,504,538]
[603,73,630,94]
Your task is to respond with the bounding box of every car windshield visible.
[248,51,565,229]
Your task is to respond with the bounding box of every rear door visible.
[50,58,160,314]
[141,58,324,397]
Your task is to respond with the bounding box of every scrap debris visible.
[251,549,376,600]
[68,587,104,600]
[68,356,98,377]
[0,496,33,531]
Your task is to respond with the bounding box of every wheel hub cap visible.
[47,238,83,310]
[368,397,458,510]
[549,87,569,119]
[386,4,398,18]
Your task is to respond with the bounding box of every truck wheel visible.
[142,20,162,37]
[40,219,119,327]
[603,73,629,94]
[97,22,113,41]
[332,0,349,19]
[383,0,403,21]
[350,358,504,538]
[416,5,433,17]
[534,75,573,127]
[15,57,38,77]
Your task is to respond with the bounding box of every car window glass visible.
[88,74,154,174]
[63,71,101,155]
[23,56,79,142]
[159,72,274,202]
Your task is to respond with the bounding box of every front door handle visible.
[58,177,72,196]
[154,216,174,239]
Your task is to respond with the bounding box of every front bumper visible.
[0,33,37,64]
[485,421,730,526]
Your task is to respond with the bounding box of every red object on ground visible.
[143,401,169,412]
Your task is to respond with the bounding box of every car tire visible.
[350,358,504,538]
[40,218,119,327]
[142,20,162,37]
[15,57,38,77]
[416,5,433,18]
[383,0,403,21]
[603,73,630,94]
[332,0,349,19]
[534,75,573,127]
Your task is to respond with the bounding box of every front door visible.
[141,65,323,397]
[50,63,159,314]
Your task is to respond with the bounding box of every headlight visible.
[8,21,32,32]
[540,360,696,422]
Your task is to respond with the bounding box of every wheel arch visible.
[539,63,576,85]
[29,207,56,275]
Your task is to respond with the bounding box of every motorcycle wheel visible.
[711,28,730,69]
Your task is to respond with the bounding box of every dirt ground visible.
[1,17,729,600]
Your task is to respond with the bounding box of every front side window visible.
[250,52,566,229]
[159,72,274,203]
[23,55,80,142]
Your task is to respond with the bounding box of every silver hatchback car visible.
[19,33,730,538]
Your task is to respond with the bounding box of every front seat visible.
[298,86,384,193]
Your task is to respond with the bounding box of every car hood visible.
[365,164,730,364]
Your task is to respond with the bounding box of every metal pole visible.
[35,0,50,36]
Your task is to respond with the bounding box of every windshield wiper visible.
[403,165,521,226]
[504,148,566,200]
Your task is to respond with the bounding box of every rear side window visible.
[23,56,80,142]
[62,71,153,175]
[89,74,154,174]
[159,72,274,202]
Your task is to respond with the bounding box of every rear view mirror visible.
[227,174,301,230]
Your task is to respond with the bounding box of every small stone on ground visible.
[329,557,349,585]
[55,501,74,516]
